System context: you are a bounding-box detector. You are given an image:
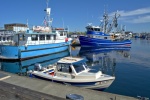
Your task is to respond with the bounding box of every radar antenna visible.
[44,0,53,27]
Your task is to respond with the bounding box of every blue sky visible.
[0,0,150,33]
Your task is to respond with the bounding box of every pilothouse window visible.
[94,28,100,31]
[57,64,71,73]
[54,35,56,40]
[7,37,9,41]
[60,32,63,36]
[3,37,5,41]
[87,28,94,31]
[31,35,38,41]
[40,35,45,40]
[73,63,85,73]
[46,35,51,40]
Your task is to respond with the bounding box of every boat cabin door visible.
[18,34,26,46]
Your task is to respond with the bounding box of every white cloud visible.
[130,15,150,23]
[109,7,150,17]
[109,7,150,24]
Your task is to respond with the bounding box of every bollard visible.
[66,94,84,100]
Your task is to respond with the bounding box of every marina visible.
[0,0,150,99]
[0,39,150,99]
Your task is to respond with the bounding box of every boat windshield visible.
[83,62,88,68]
[73,62,86,73]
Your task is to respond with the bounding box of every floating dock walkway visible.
[0,71,138,100]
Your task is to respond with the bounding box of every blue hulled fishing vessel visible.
[79,11,132,48]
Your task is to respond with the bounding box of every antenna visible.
[26,19,28,28]
[44,0,52,27]
[103,5,109,33]
[46,0,49,8]
[62,18,64,28]
[104,4,108,15]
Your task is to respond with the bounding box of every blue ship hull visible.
[0,41,70,60]
[79,36,131,48]
[0,50,69,74]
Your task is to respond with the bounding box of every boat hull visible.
[31,73,114,91]
[0,50,69,74]
[79,36,131,48]
[0,41,70,60]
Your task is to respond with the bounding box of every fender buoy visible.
[65,38,68,42]
[49,72,54,76]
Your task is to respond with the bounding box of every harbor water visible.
[0,39,150,98]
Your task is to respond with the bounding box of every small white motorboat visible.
[29,56,115,90]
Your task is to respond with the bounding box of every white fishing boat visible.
[29,56,115,90]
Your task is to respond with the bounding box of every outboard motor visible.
[34,63,42,71]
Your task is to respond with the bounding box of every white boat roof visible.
[86,25,101,28]
[58,56,85,64]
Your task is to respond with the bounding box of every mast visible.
[107,11,120,33]
[103,9,109,33]
[112,11,120,33]
[113,11,120,28]
[44,0,52,27]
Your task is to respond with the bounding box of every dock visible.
[0,71,138,100]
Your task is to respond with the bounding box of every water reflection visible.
[0,46,131,77]
[0,50,70,75]
[78,47,131,76]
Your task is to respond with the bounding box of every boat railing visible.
[26,39,57,45]
[0,36,66,46]
[0,41,14,45]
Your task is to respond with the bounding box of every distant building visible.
[4,23,28,32]
[125,31,133,37]
[125,31,132,34]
